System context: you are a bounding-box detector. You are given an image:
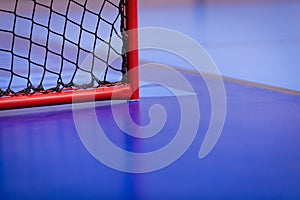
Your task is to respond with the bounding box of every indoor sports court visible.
[1,0,300,199]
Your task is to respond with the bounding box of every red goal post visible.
[0,0,139,110]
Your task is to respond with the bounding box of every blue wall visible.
[139,1,300,92]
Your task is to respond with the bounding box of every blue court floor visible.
[0,72,300,199]
[1,0,300,199]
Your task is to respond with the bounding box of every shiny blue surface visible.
[1,72,300,199]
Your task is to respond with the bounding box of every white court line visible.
[140,82,197,98]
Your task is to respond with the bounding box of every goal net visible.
[0,0,138,110]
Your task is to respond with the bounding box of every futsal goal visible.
[0,0,138,110]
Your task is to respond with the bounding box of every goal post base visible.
[0,85,134,110]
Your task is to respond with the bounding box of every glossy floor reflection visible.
[1,71,300,199]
